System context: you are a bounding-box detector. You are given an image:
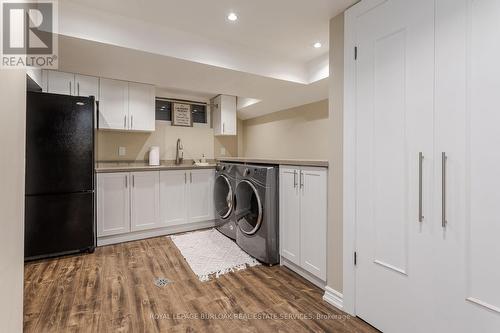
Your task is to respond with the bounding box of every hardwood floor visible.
[24,235,378,333]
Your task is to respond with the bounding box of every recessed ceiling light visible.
[227,13,238,21]
[313,42,322,48]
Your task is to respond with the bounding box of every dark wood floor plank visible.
[24,235,378,333]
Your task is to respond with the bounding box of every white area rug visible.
[170,229,260,282]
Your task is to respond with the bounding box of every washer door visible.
[214,174,234,219]
[235,179,263,235]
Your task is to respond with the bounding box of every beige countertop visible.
[216,157,329,168]
[95,160,216,173]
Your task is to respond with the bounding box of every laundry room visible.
[3,1,499,332]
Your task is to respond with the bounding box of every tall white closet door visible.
[353,0,435,332]
[435,1,500,331]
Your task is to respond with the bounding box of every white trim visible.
[97,220,215,246]
[342,2,358,316]
[280,257,326,290]
[323,286,344,311]
[342,0,389,317]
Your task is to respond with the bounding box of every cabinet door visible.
[211,95,222,135]
[299,167,327,280]
[188,169,214,223]
[46,70,75,95]
[99,78,129,130]
[75,74,99,99]
[279,167,301,265]
[220,95,237,135]
[160,170,188,226]
[97,173,130,237]
[130,171,160,232]
[433,1,500,331]
[129,82,155,131]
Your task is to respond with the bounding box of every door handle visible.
[442,152,447,228]
[293,170,297,188]
[418,152,424,222]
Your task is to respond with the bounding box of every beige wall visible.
[213,119,241,158]
[328,13,344,293]
[241,99,329,159]
[0,70,26,332]
[97,122,216,161]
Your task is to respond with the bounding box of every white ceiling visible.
[63,0,354,64]
[57,0,355,118]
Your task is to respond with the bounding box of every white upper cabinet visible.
[212,95,237,136]
[160,170,188,226]
[43,70,99,100]
[99,79,155,132]
[75,74,99,99]
[97,173,130,237]
[99,78,129,130]
[45,70,75,95]
[128,82,155,132]
[130,171,160,232]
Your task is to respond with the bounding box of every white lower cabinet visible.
[98,169,215,243]
[160,169,214,226]
[97,172,130,237]
[280,166,327,282]
[160,170,188,226]
[130,171,160,232]
[188,169,215,223]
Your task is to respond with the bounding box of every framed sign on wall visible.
[172,103,192,127]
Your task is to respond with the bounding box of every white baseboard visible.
[323,286,344,311]
[97,220,215,246]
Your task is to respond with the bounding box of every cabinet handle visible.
[77,82,80,96]
[131,115,134,129]
[300,170,304,189]
[184,172,187,184]
[190,172,193,183]
[418,152,424,222]
[125,175,128,188]
[69,81,72,95]
[124,115,127,129]
[442,152,447,228]
[222,123,225,134]
[293,170,297,188]
[132,175,135,187]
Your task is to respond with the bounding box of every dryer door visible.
[214,174,234,219]
[235,179,263,235]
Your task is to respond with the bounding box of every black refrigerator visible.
[25,91,95,260]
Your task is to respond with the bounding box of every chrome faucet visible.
[175,138,184,165]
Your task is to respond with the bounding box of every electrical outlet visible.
[220,147,226,156]
[118,147,126,156]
